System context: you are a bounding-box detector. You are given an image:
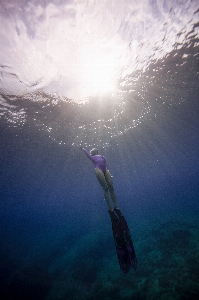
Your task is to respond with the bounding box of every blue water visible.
[1,1,199,299]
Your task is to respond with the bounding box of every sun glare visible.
[80,48,117,96]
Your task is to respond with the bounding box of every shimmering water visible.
[0,1,199,299]
[1,0,199,147]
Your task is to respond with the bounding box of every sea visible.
[0,0,199,299]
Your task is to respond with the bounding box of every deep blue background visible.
[0,52,199,300]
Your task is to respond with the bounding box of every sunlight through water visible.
[80,48,117,95]
[0,0,199,148]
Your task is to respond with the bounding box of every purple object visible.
[81,148,107,174]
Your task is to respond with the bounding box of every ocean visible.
[0,0,199,299]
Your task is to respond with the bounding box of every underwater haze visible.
[0,0,199,299]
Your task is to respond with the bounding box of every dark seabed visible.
[0,1,199,299]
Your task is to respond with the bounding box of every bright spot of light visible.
[80,47,118,95]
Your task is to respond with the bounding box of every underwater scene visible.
[0,0,199,299]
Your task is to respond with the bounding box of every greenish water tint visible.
[0,0,199,299]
